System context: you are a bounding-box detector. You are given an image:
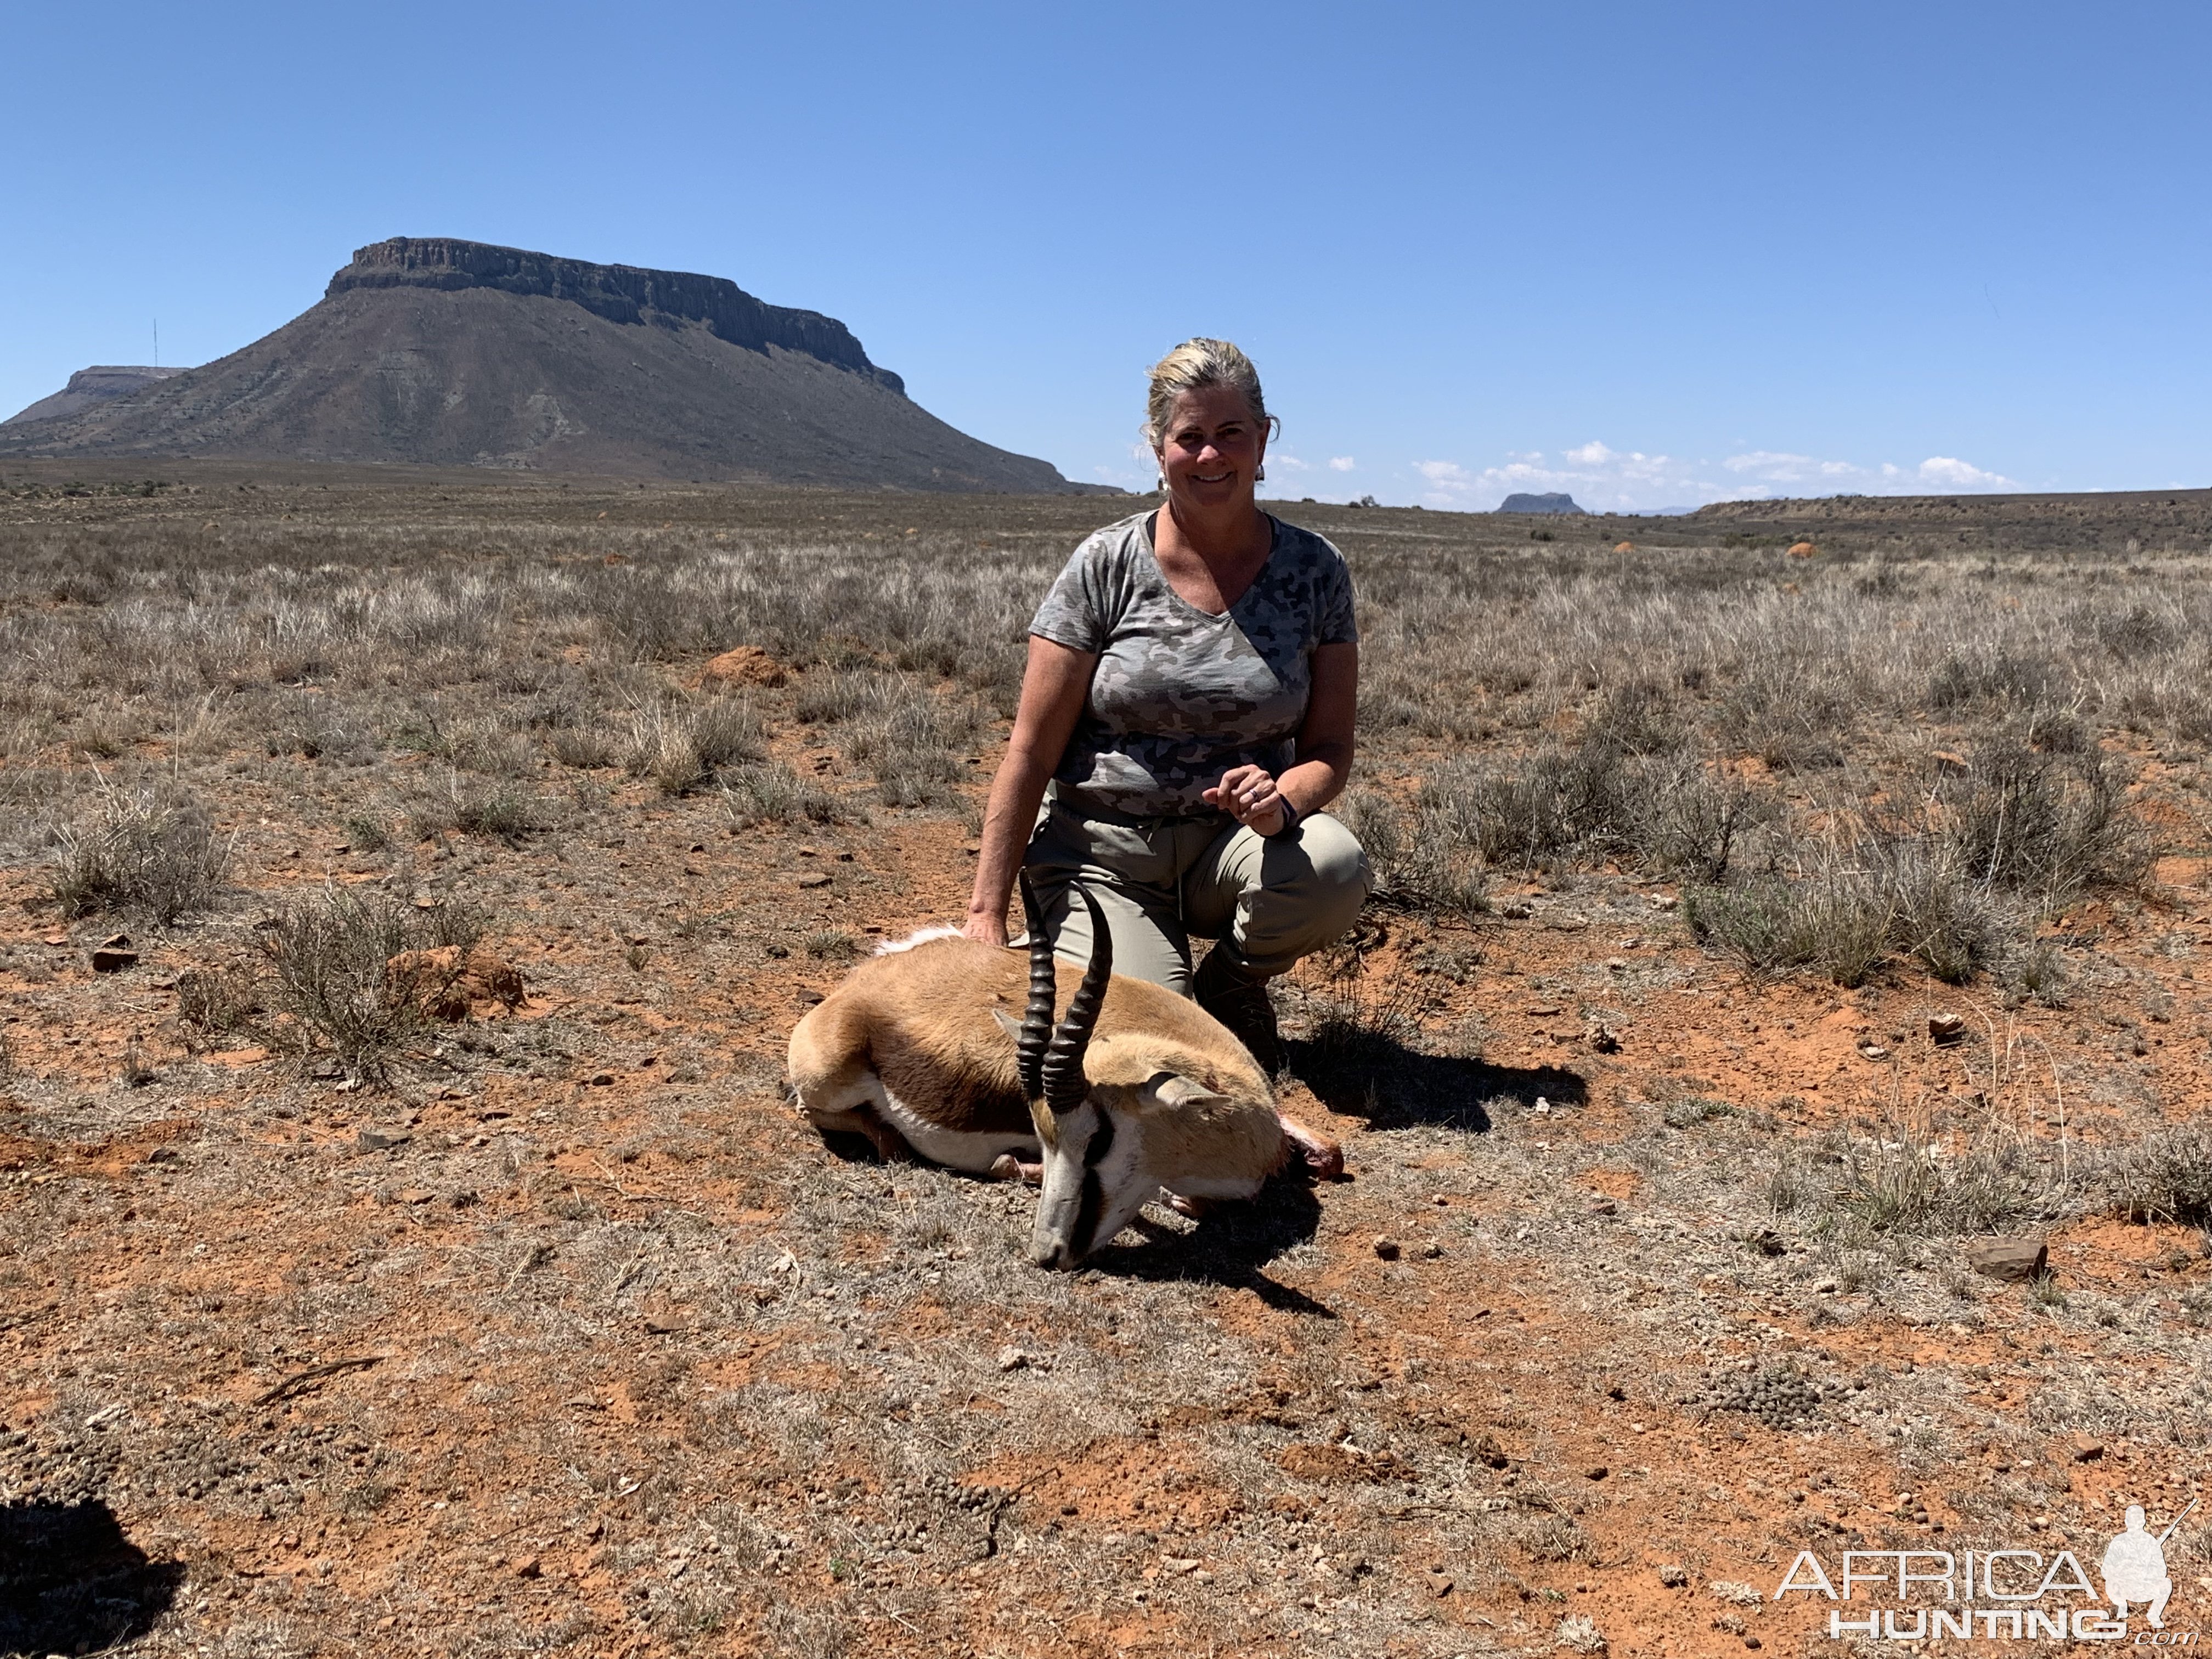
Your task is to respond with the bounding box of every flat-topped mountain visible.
[0,238,1096,490]
[1497,491,1585,515]
[5,366,189,427]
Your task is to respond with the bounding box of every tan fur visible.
[786,936,1288,1201]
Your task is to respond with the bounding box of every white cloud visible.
[1401,441,2022,511]
[1412,443,1703,513]
[1328,455,1357,472]
[1916,455,2013,488]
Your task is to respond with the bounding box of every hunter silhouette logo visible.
[2102,1499,2194,1629]
[1773,1496,2199,1641]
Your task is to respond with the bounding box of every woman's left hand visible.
[1205,764,1287,837]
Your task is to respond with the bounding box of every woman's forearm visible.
[967,637,1099,939]
[967,748,1055,930]
[1280,739,1353,817]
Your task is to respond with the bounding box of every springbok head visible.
[1001,873,1238,1269]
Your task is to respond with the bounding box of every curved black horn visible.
[1015,871,1056,1102]
[1040,885,1112,1114]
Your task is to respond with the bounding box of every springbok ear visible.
[990,1007,1024,1042]
[1149,1073,1231,1111]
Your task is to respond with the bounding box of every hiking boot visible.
[1193,949,1283,1075]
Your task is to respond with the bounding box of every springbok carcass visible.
[787,877,1338,1268]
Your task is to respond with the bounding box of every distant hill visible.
[0,238,1107,492]
[1497,492,1584,514]
[5,366,190,427]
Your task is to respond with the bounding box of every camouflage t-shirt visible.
[1029,510,1357,819]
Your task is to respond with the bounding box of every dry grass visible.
[3,472,2210,1658]
[48,786,230,926]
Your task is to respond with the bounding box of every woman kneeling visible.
[964,337,1369,1159]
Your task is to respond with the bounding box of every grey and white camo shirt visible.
[1029,510,1357,820]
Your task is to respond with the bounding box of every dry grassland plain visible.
[2,467,2210,1658]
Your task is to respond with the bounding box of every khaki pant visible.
[1023,795,1372,996]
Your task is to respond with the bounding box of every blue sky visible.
[4,1,2206,510]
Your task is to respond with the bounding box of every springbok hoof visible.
[1165,1193,1213,1220]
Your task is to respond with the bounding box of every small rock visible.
[1605,957,1627,973]
[42,934,67,947]
[1813,1278,1839,1294]
[1585,1465,1608,1481]
[2070,1436,2104,1463]
[644,1314,685,1335]
[395,1188,435,1205]
[1657,1563,1690,1588]
[1163,1555,1201,1575]
[513,1555,542,1578]
[1964,1237,2047,1283]
[1420,1240,1443,1259]
[1587,1023,1622,1053]
[563,1394,603,1411]
[1373,1236,1401,1261]
[996,1346,1030,1372]
[355,1129,411,1152]
[1589,1198,1618,1217]
[589,1072,616,1087]
[796,872,833,889]
[1928,1012,1967,1045]
[91,945,139,973]
[1858,1042,1889,1060]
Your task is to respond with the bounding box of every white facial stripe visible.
[1082,1113,1153,1255]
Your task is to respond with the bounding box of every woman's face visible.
[1156,385,1266,511]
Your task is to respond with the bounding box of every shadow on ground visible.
[1110,1178,1333,1316]
[0,1498,184,1656]
[1287,1033,1587,1133]
[817,1126,1336,1314]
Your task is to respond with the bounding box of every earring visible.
[1156,475,1167,492]
[1255,465,1266,482]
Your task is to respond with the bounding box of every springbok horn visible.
[1015,871,1056,1102]
[1040,885,1112,1114]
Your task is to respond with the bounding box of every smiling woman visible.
[963,338,1369,1110]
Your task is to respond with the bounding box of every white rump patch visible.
[874,924,964,956]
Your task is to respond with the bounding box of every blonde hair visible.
[1142,338,1275,452]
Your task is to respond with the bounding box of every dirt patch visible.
[1,475,2208,1656]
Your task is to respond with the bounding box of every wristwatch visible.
[1274,797,1300,836]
